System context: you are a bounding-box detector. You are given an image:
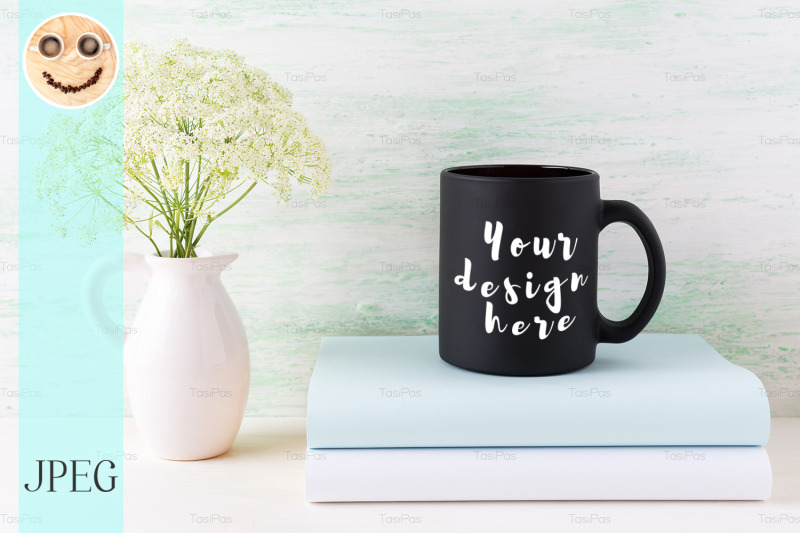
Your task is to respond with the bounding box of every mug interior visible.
[446,165,594,179]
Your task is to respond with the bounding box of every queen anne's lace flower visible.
[37,39,332,257]
[35,94,122,244]
[123,39,331,257]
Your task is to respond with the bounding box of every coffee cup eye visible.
[41,36,61,57]
[35,33,64,60]
[77,33,103,59]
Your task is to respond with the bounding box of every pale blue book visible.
[306,334,770,448]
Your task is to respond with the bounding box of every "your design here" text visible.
[454,221,589,340]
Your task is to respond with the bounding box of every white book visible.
[306,446,772,502]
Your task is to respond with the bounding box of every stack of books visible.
[305,334,771,501]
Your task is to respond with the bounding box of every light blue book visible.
[307,334,770,448]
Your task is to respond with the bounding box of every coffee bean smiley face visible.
[24,14,119,108]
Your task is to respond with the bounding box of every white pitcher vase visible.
[84,251,250,460]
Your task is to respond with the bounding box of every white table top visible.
[1,417,799,532]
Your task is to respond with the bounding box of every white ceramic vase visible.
[84,250,250,461]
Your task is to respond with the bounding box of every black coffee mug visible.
[439,165,666,376]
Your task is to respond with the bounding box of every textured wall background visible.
[0,7,18,418]
[2,0,799,417]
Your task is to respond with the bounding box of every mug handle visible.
[597,200,666,343]
[81,251,151,350]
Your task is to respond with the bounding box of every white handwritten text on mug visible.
[454,221,589,339]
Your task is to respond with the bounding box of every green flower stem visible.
[136,158,262,257]
[182,160,193,257]
[149,159,180,235]
[132,222,162,256]
[132,178,169,221]
[191,180,258,247]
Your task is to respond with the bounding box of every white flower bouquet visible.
[123,39,331,257]
[36,39,332,258]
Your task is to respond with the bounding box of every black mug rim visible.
[442,164,598,182]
